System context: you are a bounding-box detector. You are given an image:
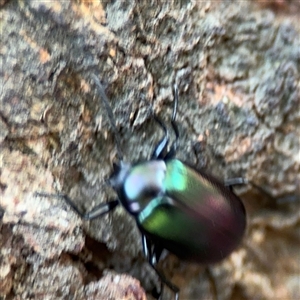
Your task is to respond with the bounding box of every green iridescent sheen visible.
[138,197,169,232]
[164,159,225,207]
[136,159,245,263]
[164,160,187,191]
[137,159,217,241]
[138,196,196,242]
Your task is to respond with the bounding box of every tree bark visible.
[1,1,299,299]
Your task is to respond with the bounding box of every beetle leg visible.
[151,115,170,159]
[151,265,179,300]
[224,179,298,206]
[76,199,118,220]
[141,234,151,261]
[141,235,163,265]
[164,84,180,160]
[225,177,249,193]
[204,267,218,300]
[152,282,164,300]
[225,180,299,205]
[141,234,179,300]
[151,84,180,160]
[140,91,170,159]
[224,177,248,189]
[34,192,119,220]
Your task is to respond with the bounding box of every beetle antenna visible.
[91,74,123,162]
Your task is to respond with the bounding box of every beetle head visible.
[109,161,131,192]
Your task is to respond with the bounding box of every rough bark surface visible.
[0,1,299,300]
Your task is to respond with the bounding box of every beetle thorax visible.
[110,160,167,215]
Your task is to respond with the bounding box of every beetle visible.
[36,75,246,300]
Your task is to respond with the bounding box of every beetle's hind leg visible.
[224,177,248,190]
[204,267,219,300]
[224,179,299,205]
[141,234,179,300]
[34,192,119,220]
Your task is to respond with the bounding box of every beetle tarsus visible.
[205,267,218,300]
[150,264,180,300]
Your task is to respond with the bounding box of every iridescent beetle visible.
[37,75,246,300]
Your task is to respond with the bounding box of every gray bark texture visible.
[0,1,299,299]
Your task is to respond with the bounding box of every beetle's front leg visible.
[34,192,119,220]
